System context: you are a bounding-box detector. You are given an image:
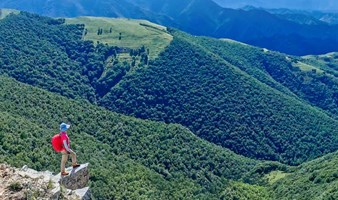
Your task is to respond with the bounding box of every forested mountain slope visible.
[1,74,337,199]
[271,151,338,199]
[302,53,338,78]
[0,12,97,102]
[100,30,338,165]
[65,16,173,59]
[1,10,338,200]
[0,76,267,199]
[0,12,171,101]
[1,12,337,166]
[183,33,338,118]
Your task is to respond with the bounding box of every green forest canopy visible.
[1,11,338,200]
[0,75,266,199]
[1,12,337,166]
[100,31,338,165]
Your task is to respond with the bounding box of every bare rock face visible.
[0,163,92,200]
[0,163,54,200]
[74,187,92,200]
[56,163,90,190]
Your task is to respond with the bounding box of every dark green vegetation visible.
[0,12,150,102]
[100,30,338,165]
[0,11,96,101]
[1,70,337,200]
[1,12,337,166]
[1,11,338,199]
[302,53,338,79]
[3,0,338,55]
[0,76,265,199]
[185,34,338,118]
[1,64,335,200]
[271,151,338,200]
[221,181,270,200]
[3,59,337,199]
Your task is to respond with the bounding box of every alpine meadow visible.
[0,3,338,200]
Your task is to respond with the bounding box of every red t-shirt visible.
[60,132,70,151]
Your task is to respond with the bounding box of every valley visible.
[0,9,337,199]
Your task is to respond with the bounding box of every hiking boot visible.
[72,163,80,168]
[61,171,69,176]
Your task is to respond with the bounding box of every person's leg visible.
[61,151,68,173]
[70,152,77,165]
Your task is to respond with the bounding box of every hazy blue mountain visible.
[314,12,338,24]
[243,6,338,25]
[213,0,338,11]
[0,0,140,17]
[0,0,175,25]
[126,0,338,55]
[269,9,338,25]
[2,0,338,55]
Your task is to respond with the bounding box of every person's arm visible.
[63,140,75,154]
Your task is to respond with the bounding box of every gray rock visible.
[74,187,92,200]
[66,189,74,195]
[58,163,90,190]
[21,165,28,171]
[50,187,61,200]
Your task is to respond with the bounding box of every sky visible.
[213,0,338,11]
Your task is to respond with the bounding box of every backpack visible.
[51,134,63,152]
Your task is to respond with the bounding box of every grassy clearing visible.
[0,9,19,20]
[302,53,338,77]
[220,38,249,46]
[65,17,173,59]
[265,170,290,185]
[303,52,338,61]
[292,61,324,74]
[221,181,271,200]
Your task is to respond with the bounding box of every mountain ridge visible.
[212,0,338,11]
[100,30,338,164]
[242,6,338,25]
[2,0,338,55]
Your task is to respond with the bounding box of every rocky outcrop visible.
[0,163,92,200]
[74,187,92,200]
[56,163,90,190]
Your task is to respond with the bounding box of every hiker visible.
[59,122,80,176]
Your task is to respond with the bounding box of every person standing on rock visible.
[59,123,80,176]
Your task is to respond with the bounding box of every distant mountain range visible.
[213,0,338,11]
[2,0,338,55]
[243,6,338,25]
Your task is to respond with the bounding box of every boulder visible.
[57,163,90,190]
